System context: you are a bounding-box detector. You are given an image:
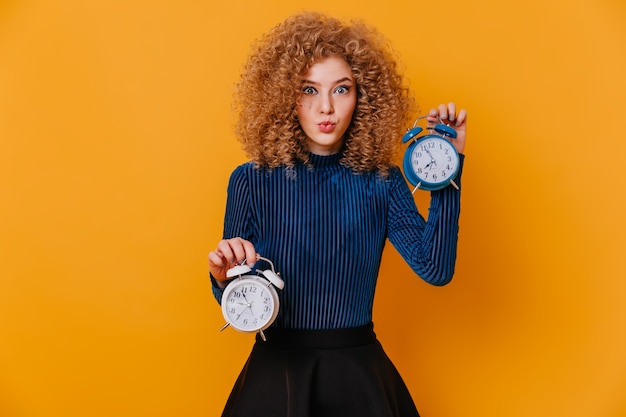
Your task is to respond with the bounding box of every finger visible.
[438,103,448,121]
[446,102,457,122]
[241,240,258,267]
[228,238,249,264]
[427,108,438,126]
[220,237,257,266]
[216,239,239,265]
[455,109,467,127]
[208,249,226,268]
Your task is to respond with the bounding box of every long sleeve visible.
[210,153,464,329]
[387,154,464,286]
[210,164,258,303]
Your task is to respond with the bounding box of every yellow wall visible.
[1,0,625,416]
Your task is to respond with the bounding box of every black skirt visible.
[221,323,420,417]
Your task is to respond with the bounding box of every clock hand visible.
[423,148,437,168]
[240,292,255,314]
[245,300,255,315]
[424,159,436,170]
[235,304,254,320]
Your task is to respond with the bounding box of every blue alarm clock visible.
[402,115,460,193]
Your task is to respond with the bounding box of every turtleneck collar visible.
[307,152,343,169]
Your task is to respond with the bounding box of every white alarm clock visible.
[219,255,284,341]
[402,115,460,193]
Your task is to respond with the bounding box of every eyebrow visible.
[301,77,354,85]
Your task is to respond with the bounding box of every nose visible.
[319,93,334,114]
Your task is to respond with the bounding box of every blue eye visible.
[302,86,317,95]
[334,85,350,94]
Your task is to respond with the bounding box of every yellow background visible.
[1,0,625,416]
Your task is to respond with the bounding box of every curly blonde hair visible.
[233,12,414,174]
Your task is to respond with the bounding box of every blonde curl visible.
[233,12,415,174]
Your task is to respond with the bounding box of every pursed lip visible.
[317,120,336,133]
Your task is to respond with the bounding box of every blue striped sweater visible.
[212,152,464,330]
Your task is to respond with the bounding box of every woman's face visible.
[296,56,357,155]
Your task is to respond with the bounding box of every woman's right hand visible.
[208,238,258,286]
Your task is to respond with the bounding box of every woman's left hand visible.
[427,102,467,154]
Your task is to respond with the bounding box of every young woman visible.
[208,12,467,417]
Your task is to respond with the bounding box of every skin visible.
[295,56,357,156]
[208,56,468,285]
[427,102,467,154]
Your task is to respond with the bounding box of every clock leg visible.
[449,179,459,190]
[259,329,267,342]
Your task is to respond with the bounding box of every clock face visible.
[222,276,279,332]
[407,136,459,188]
